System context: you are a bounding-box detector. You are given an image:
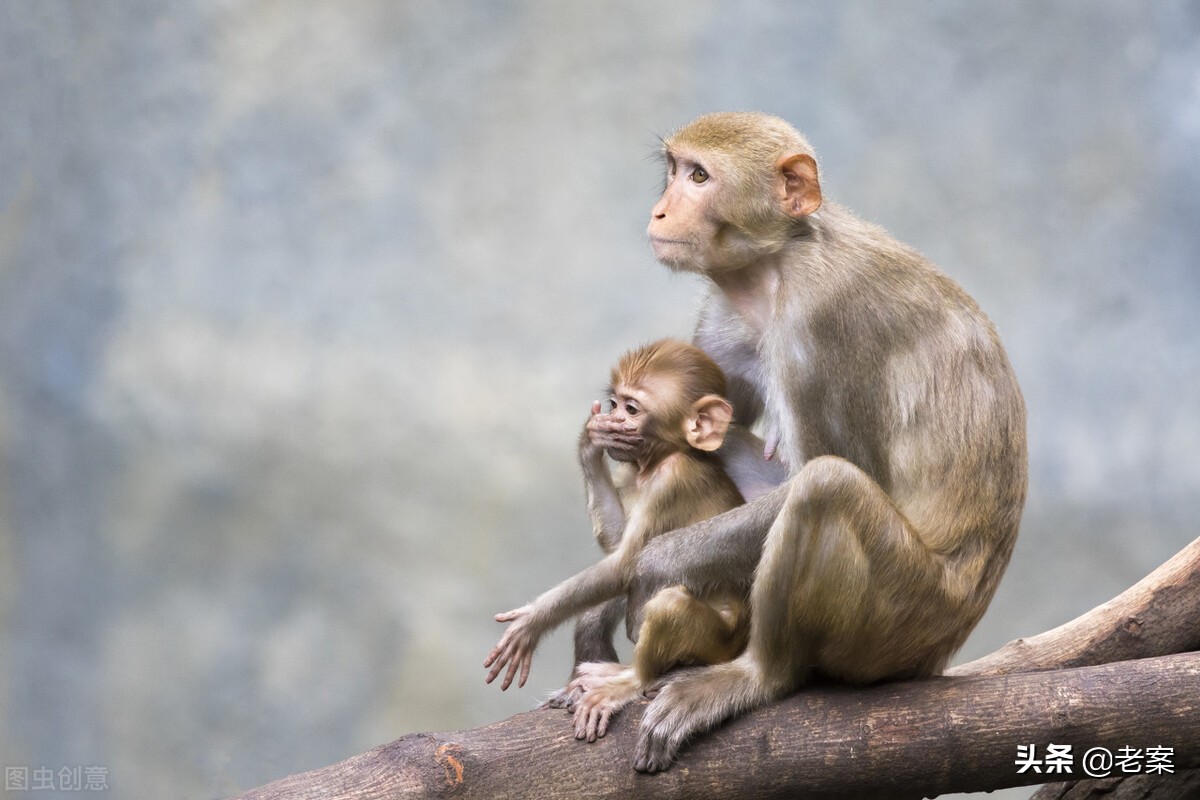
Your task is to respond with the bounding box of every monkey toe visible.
[633,726,682,773]
[633,729,678,772]
[633,696,684,772]
[575,708,596,740]
[588,705,616,742]
[634,674,724,772]
[548,685,585,711]
[572,696,617,742]
[541,687,571,710]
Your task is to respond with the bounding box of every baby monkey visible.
[484,339,749,741]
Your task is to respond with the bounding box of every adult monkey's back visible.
[586,112,1028,772]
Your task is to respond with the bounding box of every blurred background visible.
[2,2,1198,798]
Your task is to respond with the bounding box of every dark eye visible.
[690,166,709,184]
[606,398,617,413]
[625,403,639,416]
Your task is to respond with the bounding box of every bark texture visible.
[232,652,1200,800]
[950,536,1200,678]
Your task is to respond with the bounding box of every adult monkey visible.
[583,112,1028,772]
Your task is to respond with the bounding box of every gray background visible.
[2,2,1198,798]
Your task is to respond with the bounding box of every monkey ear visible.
[776,153,823,218]
[684,395,734,452]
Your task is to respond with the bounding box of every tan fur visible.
[567,341,751,741]
[485,340,751,716]
[629,112,1028,773]
[634,586,748,684]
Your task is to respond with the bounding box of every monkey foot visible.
[540,685,578,710]
[542,661,628,710]
[633,682,692,772]
[572,670,641,742]
[633,663,754,773]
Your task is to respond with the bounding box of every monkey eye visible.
[625,403,639,416]
[690,166,709,184]
[605,398,618,413]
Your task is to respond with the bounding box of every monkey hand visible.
[484,606,540,690]
[544,660,623,711]
[570,664,640,743]
[565,661,628,704]
[582,404,643,462]
[578,402,607,463]
[541,683,579,710]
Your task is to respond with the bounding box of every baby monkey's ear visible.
[683,395,733,452]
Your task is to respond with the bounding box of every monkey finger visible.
[483,630,515,667]
[578,708,600,741]
[599,433,643,446]
[500,658,519,691]
[596,708,612,739]
[589,419,639,435]
[590,400,602,416]
[587,416,638,435]
[584,423,641,442]
[489,641,522,683]
[595,438,643,455]
[484,654,508,684]
[566,684,587,713]
[586,708,601,742]
[573,705,590,739]
[540,686,569,710]
[575,702,595,740]
[518,652,533,688]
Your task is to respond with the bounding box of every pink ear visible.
[777,153,822,218]
[684,395,734,452]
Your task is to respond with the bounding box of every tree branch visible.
[950,536,1200,678]
[232,652,1200,800]
[952,538,1200,800]
[1030,769,1200,800]
[230,538,1200,799]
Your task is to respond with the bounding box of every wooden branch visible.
[232,652,1200,800]
[230,538,1200,798]
[950,536,1200,677]
[1031,769,1200,800]
[949,536,1200,800]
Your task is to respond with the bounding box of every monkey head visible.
[648,111,823,275]
[605,340,734,467]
